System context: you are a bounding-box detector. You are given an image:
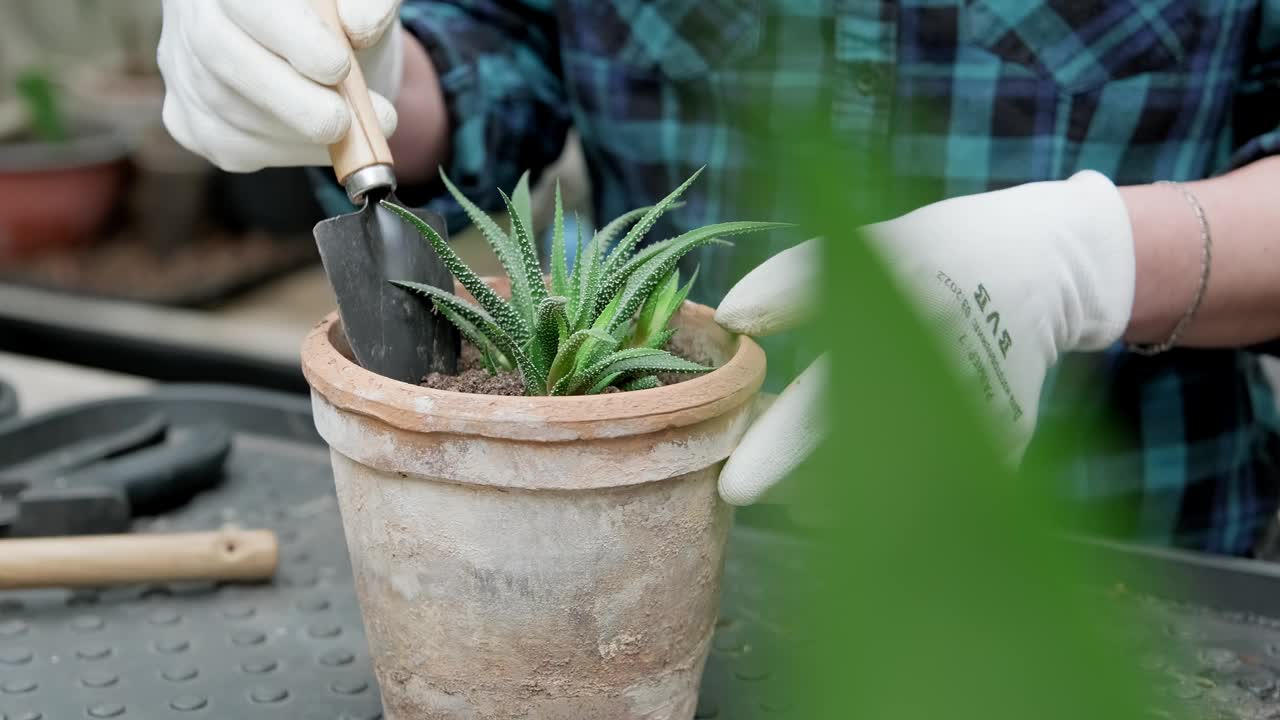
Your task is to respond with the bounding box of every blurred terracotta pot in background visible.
[70,65,214,253]
[0,126,128,263]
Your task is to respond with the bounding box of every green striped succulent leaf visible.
[569,348,712,396]
[600,168,704,279]
[529,296,569,379]
[438,171,535,331]
[620,375,662,392]
[550,181,569,296]
[497,188,548,312]
[437,303,505,375]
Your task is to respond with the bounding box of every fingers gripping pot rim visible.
[300,280,765,719]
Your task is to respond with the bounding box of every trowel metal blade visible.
[313,195,459,384]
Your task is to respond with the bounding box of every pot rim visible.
[301,301,767,440]
[0,124,130,173]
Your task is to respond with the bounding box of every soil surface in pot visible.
[421,327,719,396]
[421,342,526,395]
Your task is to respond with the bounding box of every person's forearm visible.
[387,27,449,186]
[1121,155,1280,347]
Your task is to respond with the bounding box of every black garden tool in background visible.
[0,409,231,538]
[309,0,458,384]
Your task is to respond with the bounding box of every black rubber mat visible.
[3,385,1280,718]
[1075,537,1280,718]
[0,386,797,719]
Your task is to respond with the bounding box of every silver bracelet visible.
[1127,180,1213,356]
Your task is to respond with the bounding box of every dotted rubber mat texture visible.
[0,389,796,720]
[3,386,1280,719]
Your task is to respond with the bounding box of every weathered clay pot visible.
[301,291,765,719]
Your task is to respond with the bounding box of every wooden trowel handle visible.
[310,0,394,186]
[0,529,279,589]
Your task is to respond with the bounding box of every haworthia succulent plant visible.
[383,170,790,395]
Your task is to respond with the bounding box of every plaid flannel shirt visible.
[362,0,1280,556]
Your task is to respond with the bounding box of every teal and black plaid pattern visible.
[392,0,1280,555]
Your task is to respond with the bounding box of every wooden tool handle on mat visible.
[0,529,279,590]
[310,0,394,184]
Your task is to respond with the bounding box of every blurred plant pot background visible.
[65,21,209,256]
[0,0,326,305]
[0,116,128,261]
[0,0,596,389]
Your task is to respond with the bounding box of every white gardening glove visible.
[158,0,403,172]
[716,170,1136,505]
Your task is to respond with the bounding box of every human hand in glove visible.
[715,170,1136,505]
[158,0,404,172]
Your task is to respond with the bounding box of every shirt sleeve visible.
[1225,5,1280,170]
[396,0,571,234]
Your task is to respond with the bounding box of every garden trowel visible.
[309,0,458,383]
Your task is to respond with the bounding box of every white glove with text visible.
[716,170,1136,505]
[158,0,403,172]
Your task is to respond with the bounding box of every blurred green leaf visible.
[747,111,1179,720]
[15,67,67,142]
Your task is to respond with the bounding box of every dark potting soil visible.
[421,342,527,395]
[420,327,720,396]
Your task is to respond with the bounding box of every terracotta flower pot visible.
[0,126,128,263]
[301,290,766,719]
